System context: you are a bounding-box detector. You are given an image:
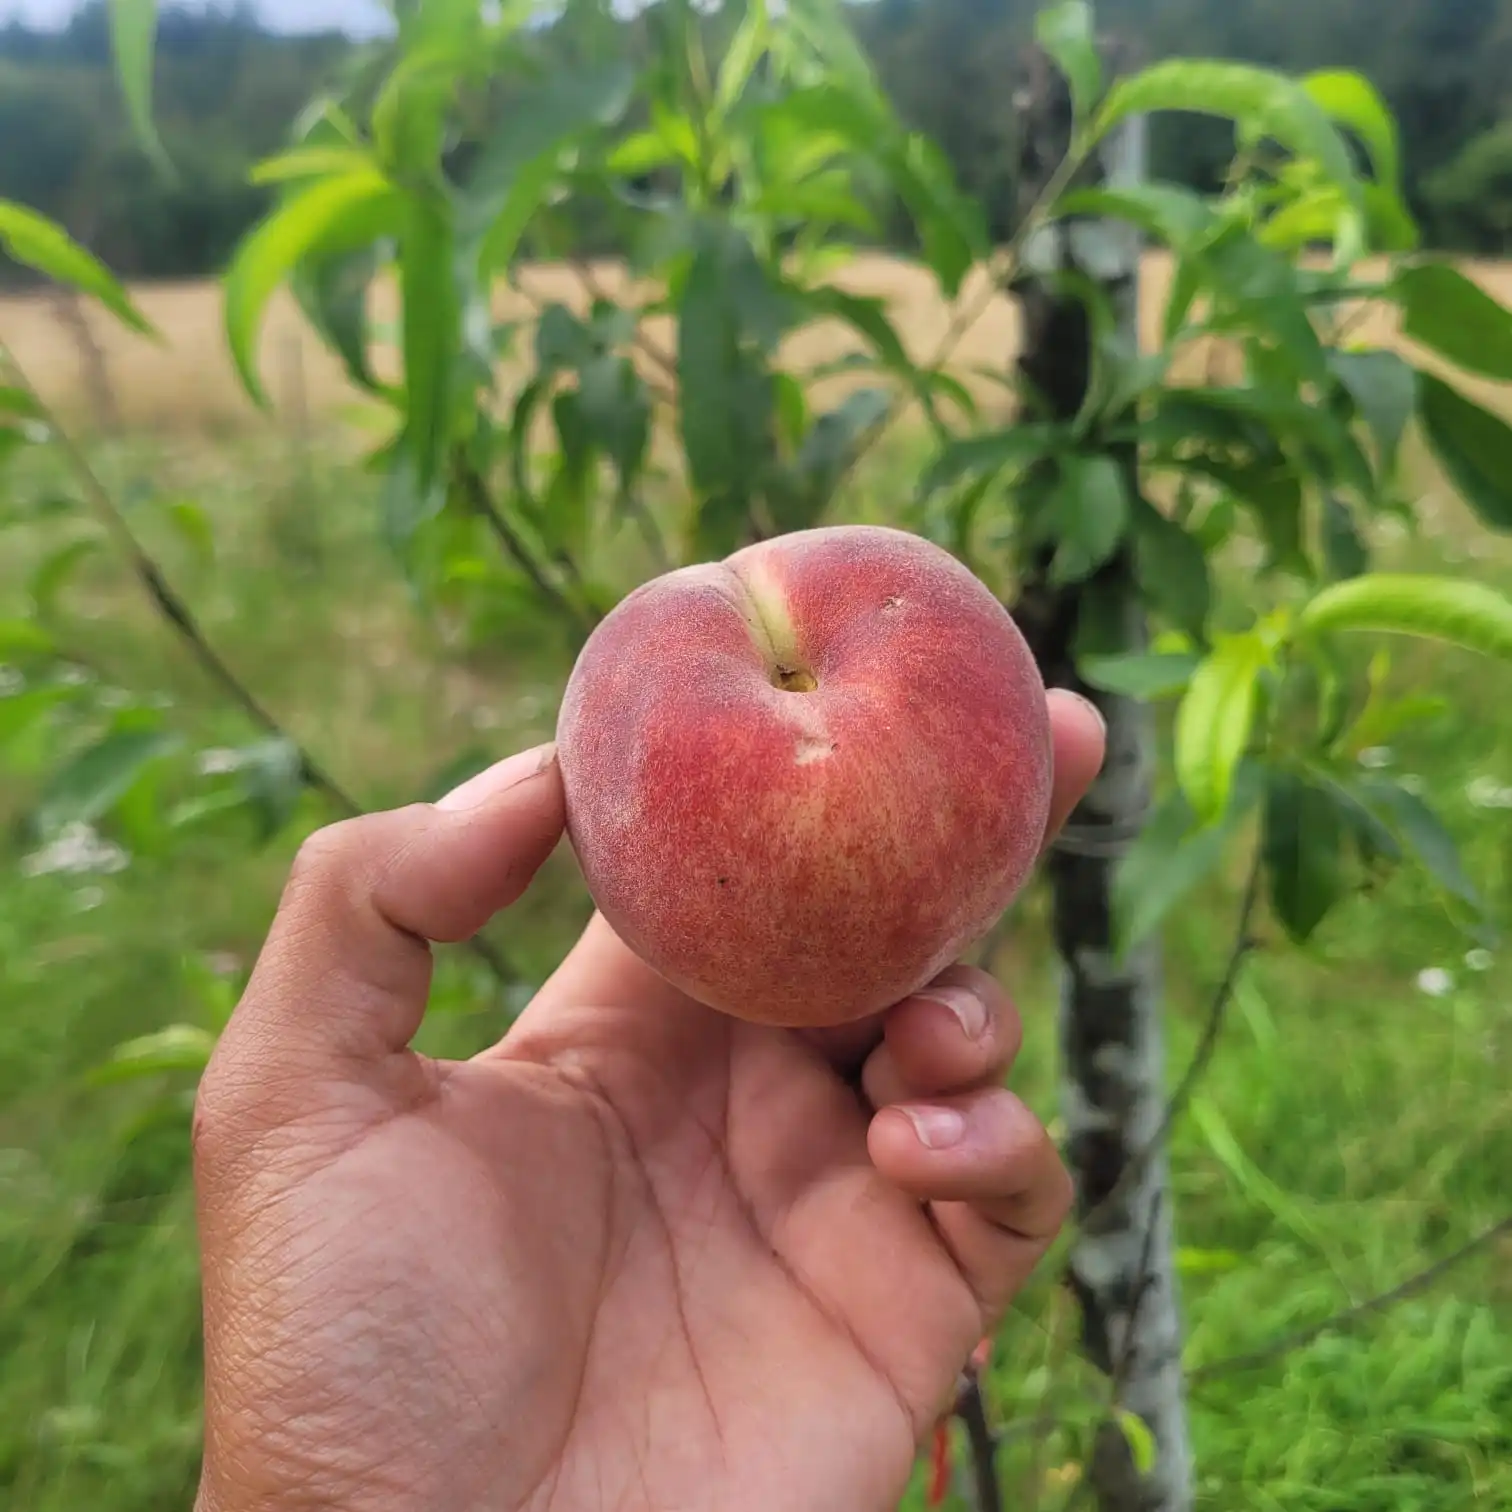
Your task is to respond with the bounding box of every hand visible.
[192,690,1104,1512]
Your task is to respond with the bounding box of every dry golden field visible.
[13,248,1512,436]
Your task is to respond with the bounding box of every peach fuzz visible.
[555,524,1053,1028]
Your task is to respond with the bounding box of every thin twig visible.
[621,488,676,573]
[834,134,1092,494]
[3,346,356,815]
[570,255,679,380]
[454,452,600,635]
[512,266,678,405]
[4,346,519,991]
[954,1367,1003,1512]
[1188,1212,1512,1383]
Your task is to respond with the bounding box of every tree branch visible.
[453,452,601,636]
[1188,1212,1512,1383]
[832,118,1093,494]
[4,346,520,991]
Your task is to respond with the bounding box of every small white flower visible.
[196,747,243,777]
[1464,948,1494,973]
[1466,776,1512,810]
[1415,967,1454,998]
[72,886,105,913]
[0,667,23,697]
[1358,746,1394,770]
[21,822,130,878]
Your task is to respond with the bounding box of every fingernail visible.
[437,743,556,811]
[900,1104,967,1150]
[1051,687,1106,736]
[916,984,988,1040]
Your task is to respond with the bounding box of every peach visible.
[555,525,1053,1028]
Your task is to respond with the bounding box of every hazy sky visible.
[0,0,393,33]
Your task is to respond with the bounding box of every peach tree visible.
[3,1,1512,1509]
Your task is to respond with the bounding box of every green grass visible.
[2,430,1511,1511]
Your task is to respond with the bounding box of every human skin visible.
[557,525,1054,1027]
[192,690,1104,1512]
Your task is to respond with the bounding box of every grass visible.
[2,263,1512,1511]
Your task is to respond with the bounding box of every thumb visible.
[207,743,563,1091]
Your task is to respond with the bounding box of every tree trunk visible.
[1010,48,1196,1512]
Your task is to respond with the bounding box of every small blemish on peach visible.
[795,738,837,766]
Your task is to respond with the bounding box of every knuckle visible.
[287,817,367,891]
[190,1049,236,1168]
[1042,1148,1076,1229]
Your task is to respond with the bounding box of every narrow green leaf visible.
[578,355,651,493]
[1327,348,1415,472]
[88,1024,216,1086]
[893,134,989,299]
[1036,0,1102,121]
[1044,454,1129,585]
[1114,1409,1158,1477]
[1112,769,1259,954]
[1417,373,1512,531]
[535,305,592,374]
[774,387,892,530]
[0,618,58,658]
[0,384,42,420]
[250,146,374,185]
[1301,71,1401,191]
[1351,775,1485,914]
[715,0,769,119]
[36,724,181,836]
[1322,495,1368,580]
[371,41,475,176]
[399,194,458,496]
[918,423,1064,498]
[1175,633,1270,825]
[1298,573,1512,661]
[0,686,78,747]
[107,0,172,176]
[1078,651,1200,700]
[1262,768,1346,943]
[291,244,385,397]
[29,540,101,618]
[0,201,153,336]
[223,171,401,406]
[1054,184,1215,251]
[153,502,211,571]
[229,738,304,840]
[1092,61,1360,203]
[463,61,635,253]
[676,224,777,545]
[1395,262,1512,382]
[1132,506,1212,639]
[605,130,681,176]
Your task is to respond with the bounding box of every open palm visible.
[193,696,1103,1512]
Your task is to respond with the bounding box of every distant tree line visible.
[4,0,1512,289]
